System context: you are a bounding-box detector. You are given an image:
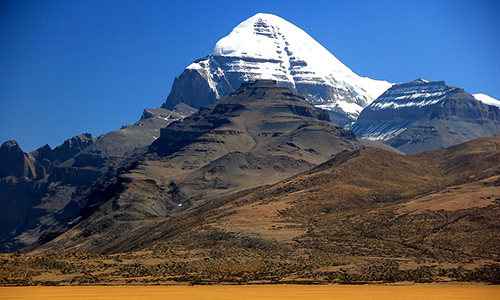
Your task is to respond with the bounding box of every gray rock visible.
[350,79,500,154]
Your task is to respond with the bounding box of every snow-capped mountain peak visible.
[348,79,500,154]
[411,78,429,84]
[212,13,354,79]
[164,13,392,125]
[369,79,456,110]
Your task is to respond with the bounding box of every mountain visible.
[348,78,500,154]
[19,136,500,284]
[162,13,392,126]
[201,136,500,262]
[64,105,196,169]
[27,80,397,254]
[0,106,194,252]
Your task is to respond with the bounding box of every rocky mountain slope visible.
[163,13,392,126]
[0,106,194,252]
[25,80,395,254]
[20,136,500,285]
[349,78,500,154]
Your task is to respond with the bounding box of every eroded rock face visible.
[0,140,34,178]
[164,66,230,110]
[52,133,95,164]
[0,106,195,253]
[0,137,97,253]
[349,79,500,154]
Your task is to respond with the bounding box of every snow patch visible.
[474,93,500,108]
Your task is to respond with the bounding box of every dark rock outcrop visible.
[52,133,96,164]
[0,106,195,252]
[0,141,35,178]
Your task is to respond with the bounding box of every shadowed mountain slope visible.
[30,132,500,266]
[18,137,499,285]
[0,106,194,252]
[27,80,394,254]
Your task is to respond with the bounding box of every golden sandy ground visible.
[1,284,499,300]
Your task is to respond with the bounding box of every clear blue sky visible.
[1,0,499,152]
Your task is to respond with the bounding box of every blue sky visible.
[1,0,499,151]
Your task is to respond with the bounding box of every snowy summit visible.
[164,13,392,125]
